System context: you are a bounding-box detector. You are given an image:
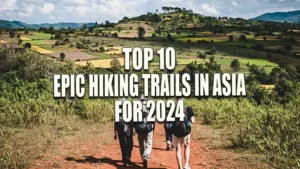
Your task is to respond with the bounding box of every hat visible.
[119,97,127,103]
[176,97,184,101]
[140,94,146,101]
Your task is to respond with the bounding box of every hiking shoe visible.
[127,159,134,166]
[184,165,191,169]
[166,145,171,151]
[143,160,148,168]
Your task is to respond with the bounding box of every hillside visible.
[252,10,300,22]
[0,20,94,29]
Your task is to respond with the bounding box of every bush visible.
[60,52,65,61]
[99,47,105,52]
[24,42,31,49]
[76,43,84,49]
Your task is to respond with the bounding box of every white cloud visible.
[0,0,299,24]
[74,6,89,15]
[40,3,55,14]
[232,1,238,6]
[48,16,55,20]
[199,3,219,15]
[69,0,86,5]
[0,0,18,10]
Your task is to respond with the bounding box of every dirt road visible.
[29,123,269,169]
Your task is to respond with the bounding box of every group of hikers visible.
[114,95,195,169]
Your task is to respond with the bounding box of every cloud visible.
[70,0,86,4]
[0,0,18,10]
[39,3,55,14]
[232,1,238,6]
[0,0,299,23]
[199,3,219,15]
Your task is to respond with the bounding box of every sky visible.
[0,0,299,24]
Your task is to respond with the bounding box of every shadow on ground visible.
[65,156,167,169]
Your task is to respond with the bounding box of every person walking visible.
[134,94,155,168]
[114,98,134,167]
[164,107,174,151]
[172,97,195,169]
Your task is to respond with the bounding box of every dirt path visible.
[29,123,269,169]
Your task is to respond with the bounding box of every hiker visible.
[172,97,195,169]
[114,98,134,167]
[134,94,155,168]
[164,107,174,151]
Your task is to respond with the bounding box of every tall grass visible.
[185,98,300,167]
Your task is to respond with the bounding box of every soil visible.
[29,123,271,169]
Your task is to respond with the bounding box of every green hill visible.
[252,10,300,23]
[0,20,95,29]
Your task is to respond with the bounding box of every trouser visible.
[137,131,154,161]
[165,129,172,142]
[118,132,133,162]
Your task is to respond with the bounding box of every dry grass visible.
[260,85,275,90]
[20,36,32,41]
[177,37,227,43]
[104,46,123,55]
[0,40,7,44]
[31,46,53,54]
[75,58,124,68]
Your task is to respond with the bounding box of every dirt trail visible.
[30,123,268,169]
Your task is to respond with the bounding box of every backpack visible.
[116,115,130,135]
[171,105,190,137]
[164,122,173,130]
[134,106,154,134]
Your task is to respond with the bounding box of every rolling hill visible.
[0,20,94,29]
[252,10,300,22]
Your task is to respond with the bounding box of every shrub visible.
[76,43,84,49]
[60,52,65,61]
[24,42,31,49]
[99,47,105,52]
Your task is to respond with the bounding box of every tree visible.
[239,34,247,42]
[284,44,293,51]
[110,57,121,67]
[9,30,15,38]
[99,47,105,52]
[138,27,145,39]
[279,60,289,70]
[80,24,87,31]
[117,27,122,32]
[228,35,233,42]
[275,77,292,97]
[24,42,31,49]
[60,52,65,61]
[18,39,22,45]
[209,56,215,63]
[230,59,241,71]
[197,52,206,59]
[167,33,173,41]
[112,32,118,38]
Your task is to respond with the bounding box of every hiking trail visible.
[30,123,269,169]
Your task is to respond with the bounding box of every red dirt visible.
[29,123,269,169]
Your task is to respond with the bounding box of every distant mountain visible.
[252,10,300,22]
[0,20,95,29]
